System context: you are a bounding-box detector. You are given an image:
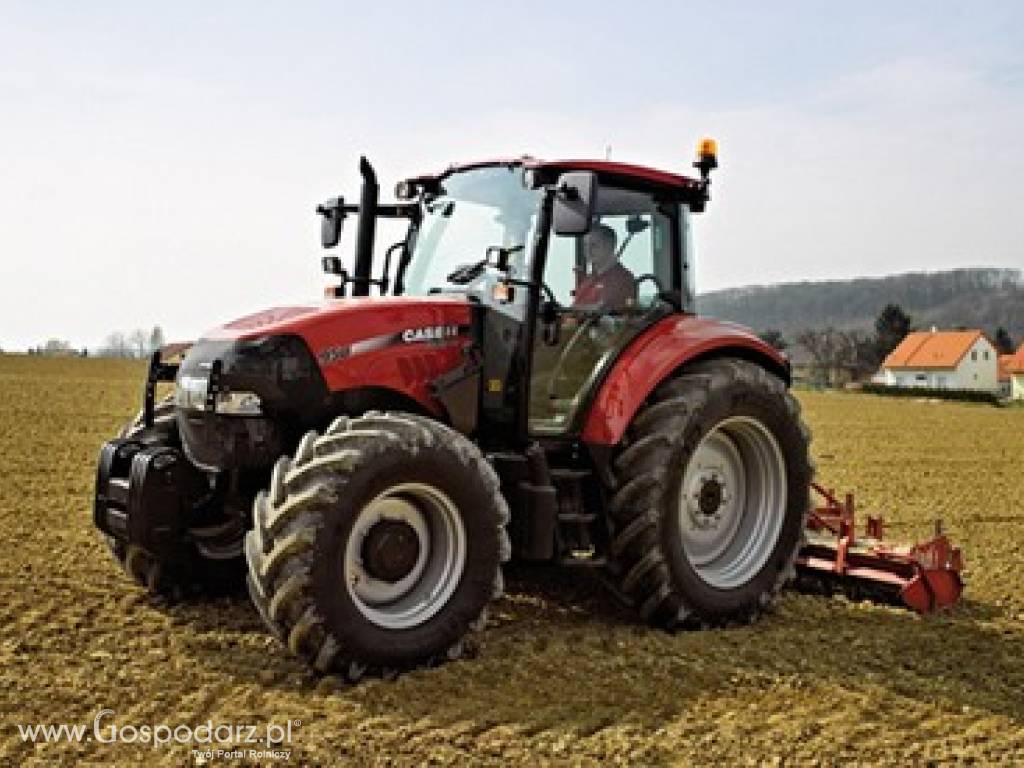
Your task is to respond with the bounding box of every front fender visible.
[323,339,472,420]
[580,315,789,446]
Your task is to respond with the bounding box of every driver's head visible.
[584,224,618,274]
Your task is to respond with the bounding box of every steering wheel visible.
[634,273,665,296]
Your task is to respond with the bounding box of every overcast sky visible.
[1,2,1022,350]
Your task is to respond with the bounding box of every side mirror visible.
[316,197,346,248]
[552,171,597,236]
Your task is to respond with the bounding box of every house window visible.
[983,350,990,361]
[972,350,978,361]
[937,376,947,389]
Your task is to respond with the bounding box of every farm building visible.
[999,343,1024,400]
[881,329,999,392]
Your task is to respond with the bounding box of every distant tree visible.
[101,332,131,358]
[128,329,148,359]
[796,328,843,387]
[796,327,876,386]
[994,327,1015,355]
[758,329,788,351]
[149,326,166,355]
[846,330,879,380]
[874,304,912,363]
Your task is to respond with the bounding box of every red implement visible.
[795,484,964,612]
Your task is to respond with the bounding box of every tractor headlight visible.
[175,374,208,411]
[175,375,262,415]
[213,390,263,415]
[176,334,326,422]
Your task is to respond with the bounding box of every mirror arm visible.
[315,202,359,218]
[375,203,419,219]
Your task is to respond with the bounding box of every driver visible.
[573,223,637,311]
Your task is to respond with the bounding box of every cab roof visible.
[407,156,702,196]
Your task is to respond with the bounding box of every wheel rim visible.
[677,416,787,589]
[343,483,466,630]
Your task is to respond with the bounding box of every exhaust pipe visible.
[353,156,378,297]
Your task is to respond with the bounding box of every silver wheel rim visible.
[677,416,787,589]
[343,483,466,630]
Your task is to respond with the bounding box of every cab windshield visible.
[400,166,541,299]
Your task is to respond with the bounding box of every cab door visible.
[528,185,680,435]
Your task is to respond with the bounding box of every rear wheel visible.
[606,358,812,627]
[245,412,509,678]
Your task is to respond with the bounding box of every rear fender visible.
[581,315,789,446]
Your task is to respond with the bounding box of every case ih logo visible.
[316,325,464,366]
[402,325,460,343]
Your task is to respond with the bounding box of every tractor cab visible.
[320,149,714,443]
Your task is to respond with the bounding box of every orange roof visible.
[998,354,1015,381]
[883,330,987,370]
[1001,343,1024,377]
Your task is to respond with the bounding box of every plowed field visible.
[1,355,1021,765]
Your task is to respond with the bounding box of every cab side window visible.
[543,188,673,311]
[528,185,677,434]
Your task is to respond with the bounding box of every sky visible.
[1,1,1022,350]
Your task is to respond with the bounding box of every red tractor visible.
[94,142,961,679]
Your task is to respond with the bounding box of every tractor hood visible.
[176,295,476,442]
[200,295,473,361]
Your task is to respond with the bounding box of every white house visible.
[881,329,999,392]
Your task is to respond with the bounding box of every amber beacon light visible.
[696,138,718,170]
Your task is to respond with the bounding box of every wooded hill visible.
[698,268,1024,342]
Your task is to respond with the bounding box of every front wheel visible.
[607,358,812,627]
[245,412,509,678]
